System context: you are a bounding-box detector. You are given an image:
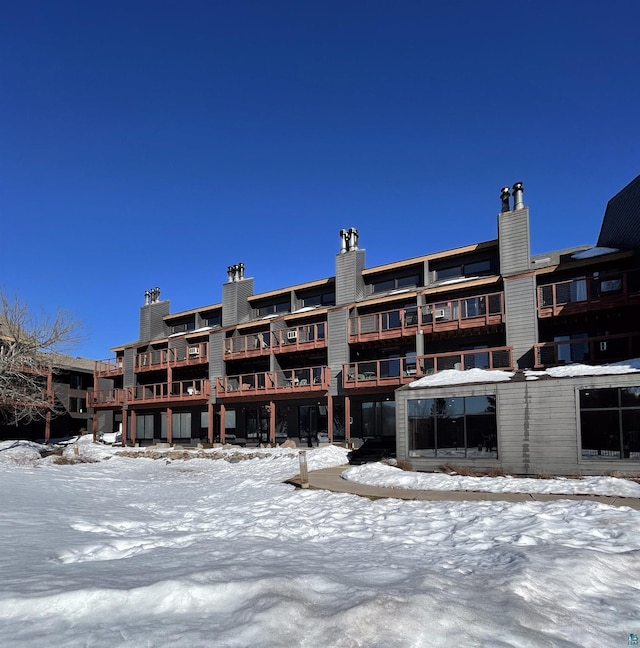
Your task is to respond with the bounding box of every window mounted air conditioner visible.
[188,346,200,356]
[434,308,446,319]
[286,330,298,341]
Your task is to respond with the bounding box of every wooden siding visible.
[498,207,531,276]
[335,249,366,306]
[327,309,349,396]
[222,278,255,328]
[123,347,135,388]
[396,372,640,476]
[504,275,538,368]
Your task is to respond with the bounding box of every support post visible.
[130,410,136,446]
[345,396,351,444]
[208,402,214,444]
[219,403,226,444]
[327,395,333,442]
[166,407,172,444]
[269,400,276,444]
[122,409,128,445]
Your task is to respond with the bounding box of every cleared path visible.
[287,465,640,510]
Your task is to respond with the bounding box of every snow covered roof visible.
[407,368,515,388]
[403,360,640,389]
[570,246,619,260]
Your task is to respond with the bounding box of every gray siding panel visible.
[209,330,225,403]
[335,249,366,305]
[327,309,349,395]
[139,301,170,342]
[504,275,538,369]
[498,207,531,276]
[222,279,255,327]
[123,348,135,389]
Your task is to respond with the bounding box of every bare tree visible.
[0,291,80,426]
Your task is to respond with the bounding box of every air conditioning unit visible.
[188,346,200,356]
[434,308,446,319]
[286,330,298,341]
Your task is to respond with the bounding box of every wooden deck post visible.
[130,410,136,446]
[208,402,214,444]
[122,409,128,445]
[327,394,333,442]
[269,401,276,444]
[219,403,225,444]
[166,407,172,444]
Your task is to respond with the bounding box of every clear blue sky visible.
[2,1,639,360]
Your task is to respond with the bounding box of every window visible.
[136,414,154,440]
[554,333,588,364]
[361,401,396,438]
[302,291,335,308]
[408,395,497,458]
[580,387,640,460]
[69,397,87,413]
[256,300,290,317]
[69,374,87,390]
[205,314,221,327]
[171,412,192,439]
[171,321,196,334]
[371,274,420,294]
[433,259,491,282]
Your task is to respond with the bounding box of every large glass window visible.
[256,300,290,317]
[371,274,421,294]
[171,412,192,439]
[580,387,640,460]
[361,401,396,438]
[302,291,335,308]
[433,259,492,282]
[408,395,497,458]
[136,414,154,440]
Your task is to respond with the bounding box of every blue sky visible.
[2,1,639,360]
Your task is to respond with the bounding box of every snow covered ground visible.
[342,462,640,498]
[1,437,639,647]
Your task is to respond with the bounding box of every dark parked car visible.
[347,436,396,465]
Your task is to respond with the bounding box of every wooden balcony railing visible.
[216,365,330,398]
[349,292,504,342]
[224,323,327,358]
[128,379,211,403]
[537,270,640,317]
[95,358,124,377]
[343,346,513,388]
[534,333,640,368]
[135,342,209,371]
[87,388,125,407]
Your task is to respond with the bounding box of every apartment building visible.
[90,175,640,474]
[0,355,94,442]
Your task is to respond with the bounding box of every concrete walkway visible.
[287,465,640,510]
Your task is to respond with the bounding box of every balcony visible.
[95,358,124,377]
[135,343,209,371]
[216,365,330,398]
[534,333,640,368]
[349,307,419,342]
[128,379,211,404]
[538,270,640,318]
[419,292,504,334]
[343,346,513,389]
[348,292,504,342]
[87,388,125,407]
[224,324,327,359]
